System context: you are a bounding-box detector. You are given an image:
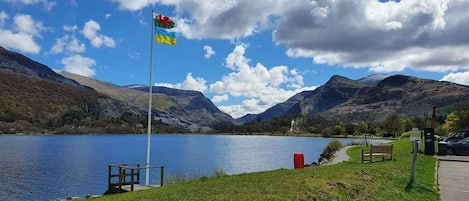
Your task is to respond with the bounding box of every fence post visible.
[131,168,135,191]
[108,165,112,190]
[118,166,123,191]
[160,166,164,187]
[137,164,140,184]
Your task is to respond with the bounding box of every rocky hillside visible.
[0,68,146,134]
[239,74,469,123]
[59,71,235,131]
[0,46,233,134]
[0,47,87,89]
[128,86,235,128]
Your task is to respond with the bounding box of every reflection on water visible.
[0,134,389,200]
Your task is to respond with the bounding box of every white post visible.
[410,139,419,182]
[145,10,155,186]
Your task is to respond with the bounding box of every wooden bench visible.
[362,144,393,163]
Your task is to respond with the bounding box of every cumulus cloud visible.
[1,0,56,10]
[210,44,315,118]
[111,0,280,39]
[203,45,215,59]
[0,11,7,26]
[0,12,45,53]
[61,54,96,77]
[157,73,207,92]
[212,94,228,103]
[109,0,158,11]
[49,25,85,54]
[82,19,116,48]
[49,35,85,54]
[110,0,469,83]
[441,71,469,86]
[274,0,469,75]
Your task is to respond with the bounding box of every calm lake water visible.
[0,134,389,201]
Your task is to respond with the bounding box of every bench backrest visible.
[370,144,393,153]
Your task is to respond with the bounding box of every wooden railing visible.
[106,163,164,194]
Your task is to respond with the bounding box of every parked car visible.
[446,137,469,155]
[439,130,469,143]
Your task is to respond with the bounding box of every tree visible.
[455,109,469,130]
[401,118,415,132]
[381,114,403,137]
[357,121,369,134]
[444,109,469,132]
[332,124,345,136]
[344,123,357,135]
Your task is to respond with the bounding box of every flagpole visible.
[145,9,155,186]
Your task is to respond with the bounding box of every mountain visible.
[126,86,235,129]
[0,46,154,134]
[0,46,232,134]
[356,74,390,86]
[238,74,469,123]
[325,75,469,121]
[58,70,234,132]
[0,47,88,89]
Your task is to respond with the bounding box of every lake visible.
[0,134,389,201]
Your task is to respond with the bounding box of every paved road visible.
[437,155,469,201]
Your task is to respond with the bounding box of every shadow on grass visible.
[405,180,414,192]
[405,180,435,193]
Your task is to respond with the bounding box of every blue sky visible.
[1,0,469,118]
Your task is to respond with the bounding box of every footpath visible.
[329,146,469,201]
[325,145,354,165]
[437,155,469,201]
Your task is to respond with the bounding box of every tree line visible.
[214,107,469,137]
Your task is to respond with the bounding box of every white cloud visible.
[441,71,469,86]
[1,0,56,10]
[0,11,8,27]
[157,73,207,92]
[109,0,158,11]
[63,25,78,32]
[209,44,313,118]
[61,54,96,77]
[203,45,215,59]
[105,13,111,19]
[274,0,469,74]
[110,0,280,39]
[13,14,49,37]
[212,94,228,103]
[48,25,85,55]
[82,19,116,48]
[110,0,469,76]
[49,35,85,54]
[0,13,44,54]
[225,43,250,70]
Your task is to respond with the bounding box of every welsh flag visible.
[152,13,175,29]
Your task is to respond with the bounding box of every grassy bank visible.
[93,138,438,201]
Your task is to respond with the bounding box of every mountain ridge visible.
[238,74,469,124]
[58,71,235,131]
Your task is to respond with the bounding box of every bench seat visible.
[362,144,393,163]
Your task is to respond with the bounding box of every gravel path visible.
[325,146,354,165]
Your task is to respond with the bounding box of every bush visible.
[318,139,344,163]
[326,139,343,153]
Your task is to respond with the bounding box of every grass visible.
[93,138,439,201]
